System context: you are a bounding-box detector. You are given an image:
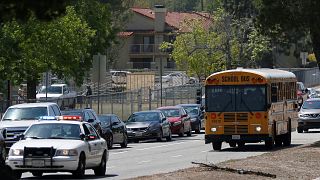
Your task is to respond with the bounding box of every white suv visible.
[0,102,61,151]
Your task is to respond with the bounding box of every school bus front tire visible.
[212,141,222,150]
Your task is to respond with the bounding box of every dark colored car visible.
[126,110,172,143]
[177,104,204,134]
[157,106,192,137]
[61,108,102,135]
[298,98,320,133]
[98,114,128,149]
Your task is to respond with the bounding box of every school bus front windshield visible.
[206,85,267,112]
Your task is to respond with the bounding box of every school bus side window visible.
[271,85,278,102]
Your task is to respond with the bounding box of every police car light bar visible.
[58,115,83,121]
[39,116,58,120]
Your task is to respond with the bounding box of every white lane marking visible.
[171,155,182,158]
[201,150,208,153]
[138,160,151,164]
[111,151,129,155]
[136,142,187,151]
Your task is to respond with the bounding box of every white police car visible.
[6,116,108,179]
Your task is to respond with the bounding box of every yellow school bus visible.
[204,68,299,150]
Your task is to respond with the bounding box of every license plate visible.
[32,160,45,167]
[135,132,142,136]
[232,135,240,140]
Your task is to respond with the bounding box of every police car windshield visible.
[24,123,81,140]
[2,107,47,121]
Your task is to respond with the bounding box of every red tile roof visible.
[117,31,133,37]
[131,8,212,32]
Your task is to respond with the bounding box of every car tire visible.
[297,127,303,133]
[212,141,222,151]
[107,135,113,149]
[133,139,139,143]
[283,120,291,146]
[304,129,309,133]
[186,126,192,137]
[94,151,107,176]
[178,126,184,137]
[274,136,282,147]
[32,172,43,177]
[12,171,22,179]
[195,123,201,134]
[157,131,164,142]
[166,130,172,141]
[73,153,86,178]
[120,134,128,148]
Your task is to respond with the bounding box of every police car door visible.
[83,124,101,166]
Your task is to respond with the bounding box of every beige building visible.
[114,5,212,70]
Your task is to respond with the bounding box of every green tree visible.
[255,0,320,68]
[0,7,95,99]
[161,19,225,80]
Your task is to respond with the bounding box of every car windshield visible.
[2,107,48,121]
[24,123,81,140]
[127,112,160,122]
[181,106,199,115]
[39,86,62,94]
[62,111,83,117]
[98,115,111,126]
[302,101,320,109]
[159,109,180,117]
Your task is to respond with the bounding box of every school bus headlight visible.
[211,127,217,132]
[255,126,262,132]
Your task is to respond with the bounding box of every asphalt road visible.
[20,130,320,180]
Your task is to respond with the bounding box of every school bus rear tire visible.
[212,141,222,150]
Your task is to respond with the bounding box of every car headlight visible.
[255,126,262,132]
[9,149,24,156]
[299,114,309,118]
[173,121,181,126]
[191,118,197,122]
[56,149,78,156]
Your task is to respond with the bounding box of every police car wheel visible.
[13,170,22,179]
[32,172,43,177]
[94,151,107,176]
[73,153,86,178]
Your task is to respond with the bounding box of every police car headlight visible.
[299,114,308,118]
[10,149,24,156]
[56,149,78,156]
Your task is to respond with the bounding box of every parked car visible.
[126,110,172,143]
[297,82,309,106]
[0,102,62,151]
[97,114,128,149]
[36,84,77,109]
[162,72,190,85]
[298,98,320,133]
[6,118,108,179]
[176,104,204,134]
[61,108,103,136]
[111,70,131,84]
[307,88,319,99]
[157,106,192,137]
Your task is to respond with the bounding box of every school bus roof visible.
[207,68,296,81]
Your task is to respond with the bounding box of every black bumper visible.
[205,134,272,144]
[298,120,320,129]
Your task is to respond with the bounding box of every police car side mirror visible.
[80,133,86,140]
